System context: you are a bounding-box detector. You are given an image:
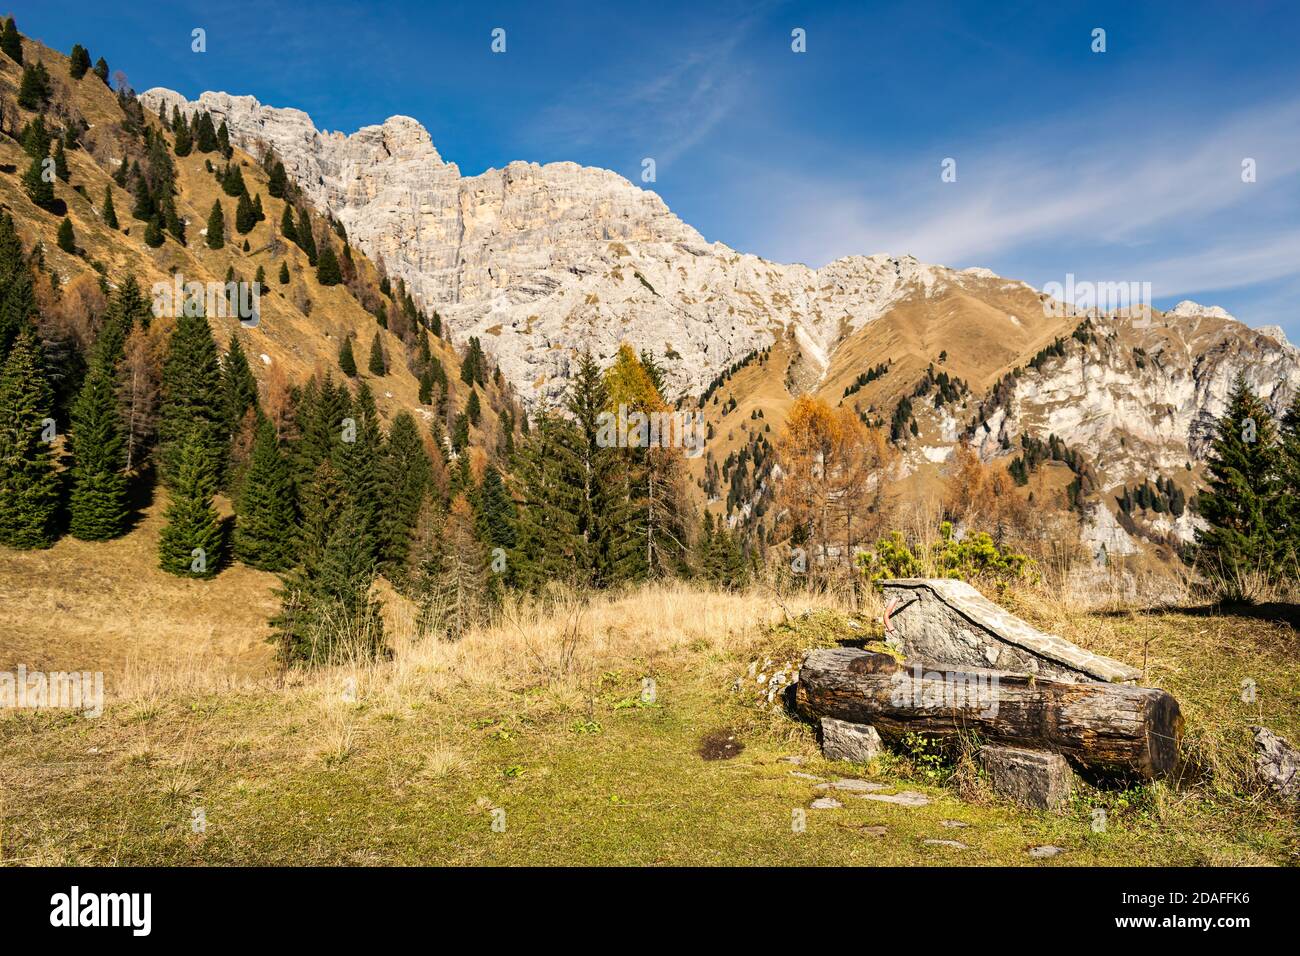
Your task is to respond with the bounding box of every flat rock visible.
[923,839,968,849]
[814,778,888,793]
[940,819,970,829]
[1028,845,1066,859]
[789,771,822,781]
[820,717,886,764]
[809,797,842,810]
[858,790,930,808]
[777,755,805,765]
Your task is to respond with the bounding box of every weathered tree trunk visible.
[797,648,1181,778]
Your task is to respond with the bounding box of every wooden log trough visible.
[796,647,1182,780]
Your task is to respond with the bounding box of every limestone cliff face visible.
[140,88,1300,524]
[140,88,1029,406]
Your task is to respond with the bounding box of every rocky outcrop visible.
[139,89,1042,406]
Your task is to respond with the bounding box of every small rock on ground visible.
[1029,845,1066,859]
[923,839,968,849]
[790,771,822,780]
[815,778,887,793]
[858,790,930,808]
[810,797,842,810]
[940,819,970,828]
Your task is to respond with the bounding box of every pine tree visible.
[339,382,383,561]
[17,62,50,110]
[297,208,317,264]
[466,387,481,425]
[1,17,22,63]
[220,332,258,465]
[173,111,192,156]
[338,336,357,377]
[376,411,431,574]
[157,432,223,577]
[69,43,91,79]
[222,163,246,197]
[1277,392,1300,572]
[158,311,224,486]
[511,409,583,590]
[194,111,218,153]
[477,463,516,551]
[206,200,224,249]
[56,216,75,253]
[217,120,232,159]
[52,140,69,182]
[130,175,155,222]
[272,499,385,664]
[21,155,55,211]
[233,417,297,571]
[143,215,164,248]
[101,186,119,229]
[280,204,297,243]
[21,116,50,159]
[1194,375,1283,596]
[0,214,35,362]
[67,357,128,540]
[316,242,341,285]
[93,57,108,84]
[0,325,59,548]
[277,260,290,284]
[235,191,256,234]
[367,331,385,375]
[418,367,434,405]
[268,161,288,199]
[414,495,487,640]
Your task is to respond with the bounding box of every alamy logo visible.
[1041,273,1152,325]
[1,666,103,718]
[596,403,705,458]
[49,886,151,936]
[152,274,260,326]
[888,663,999,718]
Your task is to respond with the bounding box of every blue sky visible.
[13,0,1300,338]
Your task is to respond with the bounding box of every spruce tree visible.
[316,242,341,285]
[67,358,128,540]
[339,382,383,560]
[17,62,50,110]
[56,216,76,253]
[235,192,256,234]
[477,463,516,551]
[21,116,50,159]
[158,310,224,486]
[52,140,69,182]
[367,331,385,375]
[1,17,22,63]
[222,163,246,197]
[418,367,434,405]
[1277,392,1300,572]
[220,333,258,456]
[173,112,193,156]
[206,200,225,249]
[0,213,36,361]
[280,204,297,243]
[21,155,55,211]
[273,499,385,664]
[93,57,108,84]
[377,411,431,574]
[158,432,223,578]
[69,44,91,79]
[338,336,357,377]
[0,325,59,548]
[194,112,218,153]
[233,417,297,571]
[143,215,164,248]
[101,186,119,229]
[511,409,583,590]
[1195,375,1283,595]
[296,208,317,264]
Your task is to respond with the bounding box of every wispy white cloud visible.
[530,20,755,168]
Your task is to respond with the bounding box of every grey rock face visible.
[820,717,886,764]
